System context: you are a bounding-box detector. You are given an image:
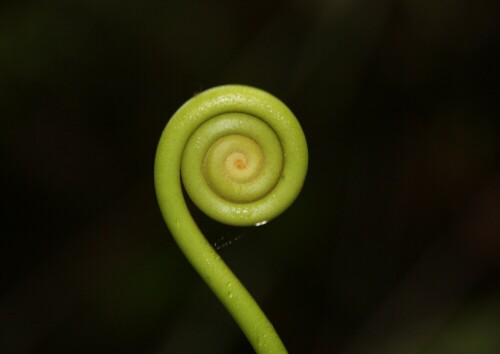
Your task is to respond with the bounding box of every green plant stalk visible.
[154,85,307,353]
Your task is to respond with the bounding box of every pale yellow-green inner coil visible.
[181,112,284,222]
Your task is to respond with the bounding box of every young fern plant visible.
[154,85,308,353]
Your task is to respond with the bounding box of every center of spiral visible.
[233,155,246,169]
[206,134,263,186]
[203,134,272,203]
[228,152,247,170]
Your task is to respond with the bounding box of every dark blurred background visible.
[1,0,498,353]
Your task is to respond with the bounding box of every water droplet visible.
[256,334,270,351]
[255,220,268,227]
[257,335,263,349]
[226,281,234,299]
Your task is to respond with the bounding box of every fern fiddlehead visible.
[154,85,308,353]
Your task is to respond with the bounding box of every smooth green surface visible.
[154,85,308,353]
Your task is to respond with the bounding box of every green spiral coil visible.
[155,85,307,353]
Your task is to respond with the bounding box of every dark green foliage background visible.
[1,1,498,353]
